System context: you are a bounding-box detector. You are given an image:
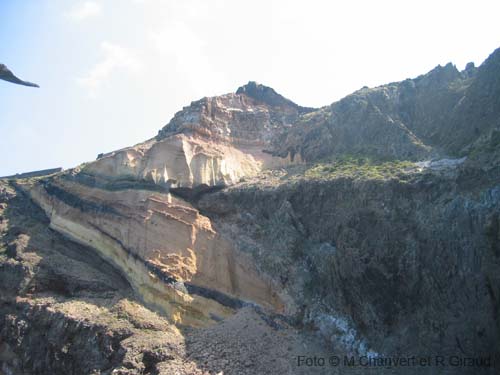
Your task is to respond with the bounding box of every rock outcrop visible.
[86,82,312,190]
[157,81,314,145]
[0,167,62,180]
[2,48,500,374]
[272,48,500,163]
[199,165,500,361]
[86,134,262,189]
[0,180,330,375]
[26,174,283,326]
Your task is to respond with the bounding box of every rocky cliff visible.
[28,173,283,326]
[272,48,500,164]
[1,48,500,374]
[198,165,500,359]
[85,82,312,191]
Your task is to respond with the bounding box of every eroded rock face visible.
[85,134,262,189]
[271,48,500,163]
[158,81,313,145]
[3,48,500,374]
[85,82,311,190]
[27,176,283,326]
[0,180,312,375]
[198,167,500,361]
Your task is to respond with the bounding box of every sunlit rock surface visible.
[85,82,313,189]
[27,177,283,326]
[1,49,500,374]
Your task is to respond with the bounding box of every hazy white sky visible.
[1,0,500,176]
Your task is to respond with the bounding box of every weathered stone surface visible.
[158,81,313,145]
[84,134,262,188]
[27,177,283,326]
[0,181,329,375]
[2,47,500,374]
[199,166,500,362]
[271,48,500,164]
[0,167,62,180]
[85,82,309,191]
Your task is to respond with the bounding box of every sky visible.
[1,0,500,176]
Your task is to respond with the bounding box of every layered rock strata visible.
[2,47,500,374]
[86,82,312,190]
[27,175,282,326]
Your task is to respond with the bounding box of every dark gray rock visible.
[199,166,500,369]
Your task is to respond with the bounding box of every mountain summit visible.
[235,81,313,113]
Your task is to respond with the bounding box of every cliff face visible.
[85,134,263,189]
[27,174,282,327]
[85,82,311,191]
[0,180,178,374]
[272,48,500,163]
[158,81,314,144]
[0,180,328,375]
[2,48,500,374]
[198,166,500,359]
